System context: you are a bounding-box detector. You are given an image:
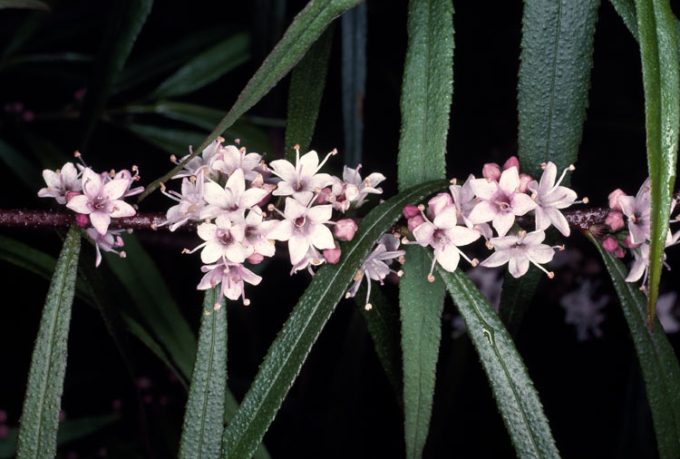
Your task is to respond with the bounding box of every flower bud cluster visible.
[37,155,143,266]
[160,139,385,305]
[600,179,680,286]
[403,157,582,280]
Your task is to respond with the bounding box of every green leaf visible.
[0,0,49,10]
[517,0,600,174]
[634,0,679,323]
[153,33,251,99]
[221,180,445,459]
[499,266,541,336]
[397,0,454,456]
[400,247,446,458]
[179,289,227,459]
[104,234,197,382]
[140,0,363,201]
[589,233,680,458]
[17,227,81,459]
[124,122,205,155]
[0,414,118,459]
[436,266,560,458]
[609,0,680,60]
[340,3,367,166]
[284,25,335,159]
[79,0,153,149]
[0,138,41,191]
[115,27,228,94]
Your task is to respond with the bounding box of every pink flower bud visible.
[323,247,341,264]
[74,213,89,228]
[605,210,625,231]
[482,163,501,181]
[408,215,425,232]
[247,253,265,265]
[518,173,533,193]
[402,204,420,219]
[608,189,625,211]
[65,191,80,203]
[602,236,619,253]
[623,234,640,249]
[503,156,520,170]
[0,425,8,440]
[428,193,453,217]
[334,218,358,241]
[314,187,333,205]
[615,247,626,258]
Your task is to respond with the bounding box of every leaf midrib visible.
[543,0,564,165]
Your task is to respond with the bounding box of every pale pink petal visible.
[433,206,458,229]
[240,187,268,208]
[498,166,520,194]
[240,267,262,286]
[469,178,497,200]
[226,168,246,196]
[197,223,217,241]
[289,234,310,265]
[528,245,555,264]
[254,238,276,257]
[546,207,570,236]
[538,162,557,196]
[618,196,636,218]
[467,201,497,224]
[445,225,480,246]
[90,212,111,235]
[110,200,136,218]
[625,257,646,282]
[103,178,130,200]
[269,159,297,182]
[224,243,251,263]
[309,224,335,250]
[42,169,60,188]
[273,181,296,196]
[522,230,546,246]
[298,150,320,177]
[307,204,333,223]
[489,235,518,250]
[229,224,246,242]
[492,212,515,237]
[435,244,461,272]
[534,207,551,232]
[546,187,577,208]
[201,241,224,264]
[508,256,530,278]
[412,222,436,246]
[203,181,229,207]
[66,195,91,214]
[267,220,294,241]
[510,193,537,216]
[308,172,334,189]
[428,193,453,217]
[82,168,102,196]
[283,198,307,220]
[480,250,511,268]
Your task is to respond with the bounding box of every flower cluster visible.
[37,155,143,266]
[160,139,385,305]
[403,157,582,280]
[599,179,680,286]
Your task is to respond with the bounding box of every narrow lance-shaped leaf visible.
[341,3,367,166]
[179,289,227,459]
[284,25,335,159]
[140,0,363,201]
[17,227,81,459]
[221,180,446,459]
[589,233,680,458]
[79,0,153,150]
[0,0,49,10]
[517,0,600,174]
[634,0,679,323]
[397,0,454,457]
[436,265,560,458]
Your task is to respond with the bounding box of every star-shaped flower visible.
[38,162,82,204]
[197,261,262,305]
[269,149,335,203]
[161,173,206,231]
[618,178,651,244]
[200,168,269,220]
[528,162,578,236]
[66,168,136,235]
[211,144,264,182]
[480,230,556,278]
[467,166,537,237]
[194,215,252,264]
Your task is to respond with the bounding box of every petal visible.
[511,193,537,216]
[435,244,461,272]
[240,267,262,286]
[480,250,511,268]
[528,244,555,264]
[267,220,294,241]
[489,234,518,250]
[103,178,130,200]
[432,206,458,229]
[90,212,111,235]
[81,168,102,196]
[283,197,307,220]
[197,222,217,241]
[289,234,310,265]
[201,241,224,264]
[110,200,136,218]
[203,181,229,207]
[240,187,268,208]
[445,225,480,246]
[224,242,252,263]
[625,257,646,282]
[469,178,497,200]
[545,207,570,236]
[538,162,557,195]
[412,222,436,246]
[467,201,497,224]
[309,223,335,250]
[42,169,60,188]
[226,168,246,196]
[533,206,551,232]
[522,230,546,246]
[508,256,530,278]
[269,159,297,182]
[492,212,515,237]
[66,195,91,214]
[307,204,333,223]
[308,172,335,189]
[499,166,520,194]
[618,195,636,218]
[298,150,320,177]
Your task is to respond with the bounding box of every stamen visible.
[315,148,338,173]
[364,275,372,309]
[427,256,438,282]
[551,164,574,192]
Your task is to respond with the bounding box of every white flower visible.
[38,162,82,204]
[173,139,223,180]
[528,162,578,236]
[194,215,252,264]
[289,246,326,275]
[467,166,537,236]
[200,168,269,220]
[340,164,385,208]
[242,207,277,258]
[197,261,262,305]
[625,229,680,284]
[66,168,136,235]
[657,292,680,334]
[85,228,126,267]
[480,230,556,278]
[345,234,405,309]
[161,173,206,231]
[267,197,335,266]
[450,174,493,240]
[618,178,652,244]
[211,144,264,182]
[269,149,335,203]
[113,168,144,198]
[560,280,608,341]
[412,205,480,273]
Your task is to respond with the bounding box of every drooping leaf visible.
[517,0,600,174]
[634,0,679,323]
[397,0,454,456]
[0,414,118,459]
[340,2,367,166]
[0,138,41,191]
[0,0,49,10]
[399,248,446,458]
[284,25,335,159]
[179,289,227,459]
[140,0,363,201]
[221,180,445,459]
[16,227,81,459]
[590,233,680,458]
[153,33,251,99]
[437,266,560,458]
[79,0,153,149]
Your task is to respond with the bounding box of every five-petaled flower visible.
[269,148,335,203]
[529,162,579,237]
[480,230,556,278]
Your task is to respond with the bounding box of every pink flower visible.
[608,188,625,211]
[338,164,385,208]
[66,168,136,235]
[161,173,206,231]
[268,198,335,266]
[618,179,651,244]
[323,247,342,264]
[467,167,537,236]
[242,207,277,258]
[197,261,262,305]
[602,236,619,253]
[528,162,578,237]
[211,144,264,182]
[201,168,268,220]
[402,205,421,219]
[194,215,252,264]
[38,162,82,204]
[480,230,556,278]
[173,139,223,180]
[412,205,480,273]
[270,149,335,203]
[86,228,126,267]
[605,210,625,231]
[334,218,358,241]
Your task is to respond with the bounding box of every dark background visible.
[1,0,679,457]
